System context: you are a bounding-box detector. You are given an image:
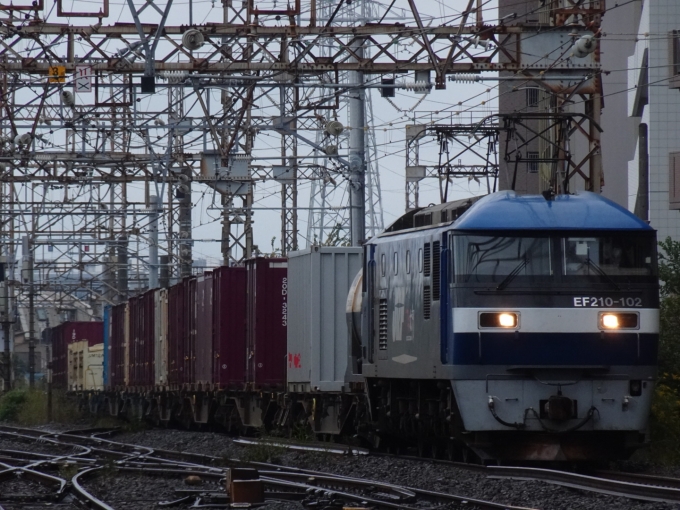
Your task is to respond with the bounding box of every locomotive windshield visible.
[454,232,656,286]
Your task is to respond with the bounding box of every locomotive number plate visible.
[573,297,642,307]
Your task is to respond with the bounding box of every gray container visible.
[287,246,362,392]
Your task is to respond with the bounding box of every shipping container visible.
[168,278,196,385]
[246,257,288,389]
[212,266,247,388]
[128,290,155,387]
[50,321,104,390]
[109,303,128,388]
[103,306,110,387]
[195,273,213,385]
[68,341,104,391]
[287,247,362,392]
[154,288,169,385]
[184,277,197,384]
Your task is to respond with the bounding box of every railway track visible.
[0,425,537,510]
[234,436,680,505]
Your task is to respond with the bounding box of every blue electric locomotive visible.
[360,191,658,461]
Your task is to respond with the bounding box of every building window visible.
[526,87,540,108]
[527,151,539,173]
[670,152,680,210]
[672,31,680,76]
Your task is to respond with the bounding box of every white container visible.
[68,341,104,391]
[154,288,169,385]
[287,246,362,392]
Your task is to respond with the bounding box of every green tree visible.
[650,237,680,462]
[659,237,680,298]
[658,237,680,375]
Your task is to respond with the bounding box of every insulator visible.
[324,120,344,137]
[159,71,189,83]
[448,74,482,84]
[401,80,432,92]
[14,133,31,146]
[572,35,597,58]
[324,144,338,156]
[182,29,205,50]
[61,90,75,106]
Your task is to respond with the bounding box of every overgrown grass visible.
[0,389,82,425]
[240,439,287,464]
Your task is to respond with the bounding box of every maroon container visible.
[195,273,213,385]
[50,321,104,390]
[128,290,155,388]
[167,282,186,385]
[212,266,247,388]
[184,277,197,384]
[246,257,288,389]
[109,304,127,388]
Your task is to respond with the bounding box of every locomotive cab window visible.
[393,252,399,275]
[381,253,386,277]
[406,250,411,274]
[563,236,655,276]
[418,248,423,273]
[454,235,552,285]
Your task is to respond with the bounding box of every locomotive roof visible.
[378,191,653,238]
[455,191,653,231]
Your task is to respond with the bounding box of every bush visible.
[0,389,82,425]
[648,239,680,463]
[0,389,27,421]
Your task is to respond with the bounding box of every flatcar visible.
[357,191,658,461]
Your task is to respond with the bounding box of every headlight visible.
[599,312,639,330]
[479,312,519,329]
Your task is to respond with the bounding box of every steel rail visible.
[591,470,680,489]
[261,470,538,510]
[234,437,369,456]
[71,467,117,510]
[487,466,680,504]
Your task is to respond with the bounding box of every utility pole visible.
[22,237,35,389]
[0,259,10,392]
[148,195,159,289]
[349,37,367,246]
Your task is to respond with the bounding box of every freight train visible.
[51,191,659,462]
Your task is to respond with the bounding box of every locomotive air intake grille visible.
[378,299,388,350]
[424,286,431,319]
[424,243,431,276]
[432,241,440,300]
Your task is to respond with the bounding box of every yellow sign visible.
[48,66,66,83]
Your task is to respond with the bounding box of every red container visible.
[246,258,288,389]
[212,266,247,388]
[128,290,155,387]
[109,303,128,388]
[184,277,197,384]
[50,321,104,390]
[167,282,186,385]
[195,273,214,385]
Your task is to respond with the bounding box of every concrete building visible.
[625,0,680,241]
[497,0,680,242]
